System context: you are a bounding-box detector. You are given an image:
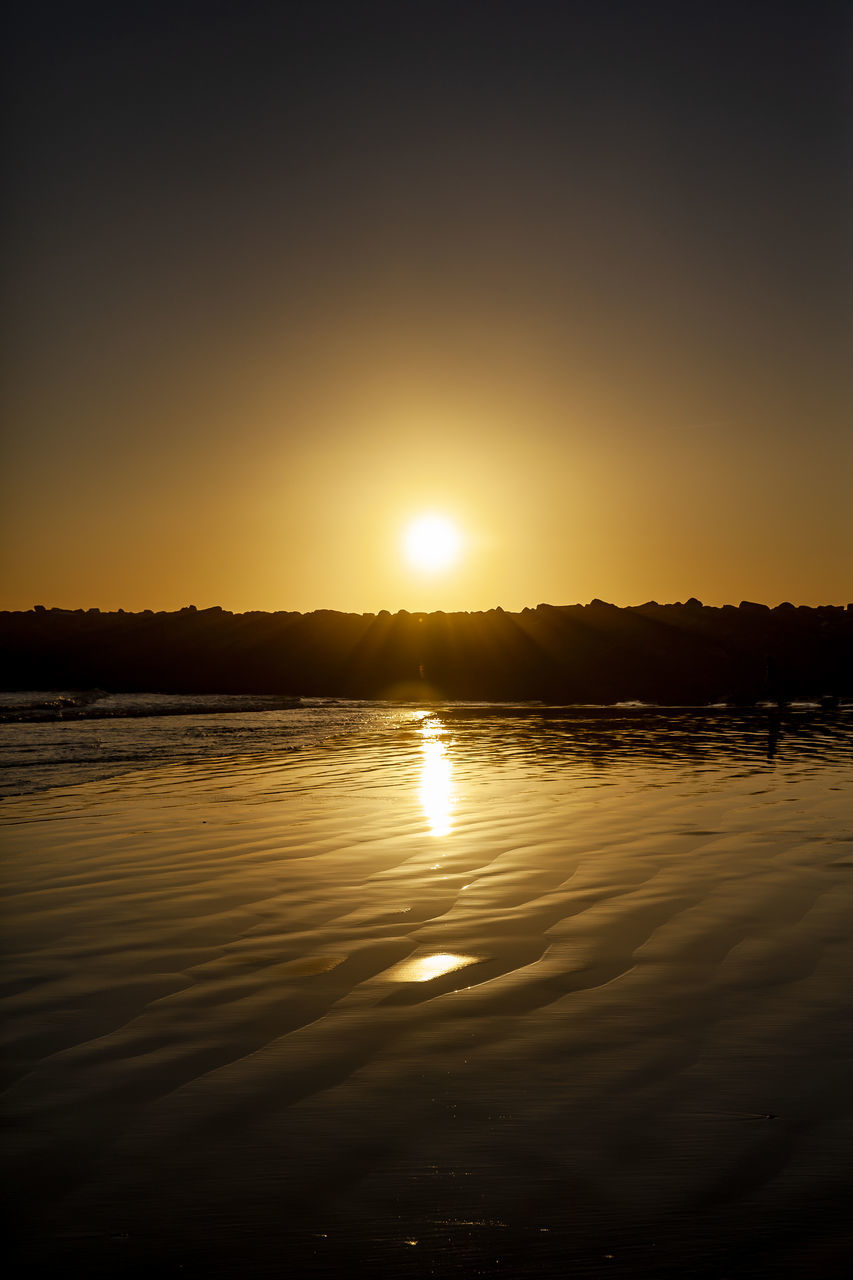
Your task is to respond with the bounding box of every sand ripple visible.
[2,711,852,1275]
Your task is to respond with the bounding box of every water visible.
[1,691,850,799]
[2,699,852,1277]
[0,693,420,797]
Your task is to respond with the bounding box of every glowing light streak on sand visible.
[388,953,480,983]
[419,718,455,836]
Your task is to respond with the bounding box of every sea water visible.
[1,692,849,798]
[0,693,420,797]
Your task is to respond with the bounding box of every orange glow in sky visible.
[3,4,850,614]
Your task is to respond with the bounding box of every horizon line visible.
[8,599,852,617]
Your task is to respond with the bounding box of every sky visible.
[3,0,851,613]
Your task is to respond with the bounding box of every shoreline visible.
[1,691,851,725]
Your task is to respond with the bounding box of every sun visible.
[403,514,462,573]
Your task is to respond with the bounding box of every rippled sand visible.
[3,711,853,1277]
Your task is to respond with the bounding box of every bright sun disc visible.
[404,515,461,572]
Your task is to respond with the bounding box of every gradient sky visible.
[4,0,851,612]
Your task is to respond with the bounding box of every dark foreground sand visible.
[2,713,853,1277]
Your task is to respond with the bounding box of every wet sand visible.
[3,712,853,1276]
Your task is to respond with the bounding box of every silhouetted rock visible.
[1,602,850,705]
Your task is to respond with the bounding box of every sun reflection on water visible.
[419,718,455,837]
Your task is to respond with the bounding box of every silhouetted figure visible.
[766,710,781,761]
[765,655,785,708]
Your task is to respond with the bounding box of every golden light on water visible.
[419,717,455,837]
[403,514,462,573]
[387,953,480,983]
